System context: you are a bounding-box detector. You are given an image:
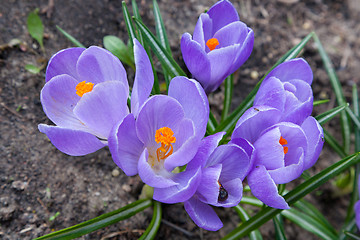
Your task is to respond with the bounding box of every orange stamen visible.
[279,136,288,154]
[155,127,176,162]
[206,38,219,51]
[76,81,94,97]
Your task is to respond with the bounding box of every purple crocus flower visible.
[38,39,149,156]
[232,106,324,209]
[254,58,314,125]
[108,73,209,203]
[182,132,253,231]
[181,0,254,93]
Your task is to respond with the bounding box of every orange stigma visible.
[76,81,94,97]
[155,127,176,163]
[206,38,219,51]
[279,136,288,154]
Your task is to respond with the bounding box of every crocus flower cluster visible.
[231,58,324,209]
[38,0,325,233]
[181,0,254,93]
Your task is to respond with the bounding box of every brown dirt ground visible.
[1,0,360,239]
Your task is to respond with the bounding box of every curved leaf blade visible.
[35,199,152,240]
[139,201,162,240]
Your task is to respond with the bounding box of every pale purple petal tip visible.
[168,76,209,139]
[184,197,223,231]
[46,47,85,82]
[38,124,105,156]
[131,38,154,117]
[248,165,290,209]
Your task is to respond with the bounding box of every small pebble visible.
[250,71,259,80]
[112,169,120,177]
[11,181,27,191]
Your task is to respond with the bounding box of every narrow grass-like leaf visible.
[315,103,348,125]
[133,18,186,79]
[339,218,357,240]
[56,26,85,48]
[240,196,263,207]
[207,111,218,134]
[213,32,314,134]
[222,152,360,240]
[139,201,162,240]
[338,216,358,240]
[221,75,234,123]
[35,199,152,240]
[131,0,144,45]
[27,9,44,50]
[345,107,360,129]
[234,205,263,240]
[313,33,351,154]
[323,129,347,159]
[314,99,330,106]
[25,64,41,74]
[344,84,360,224]
[103,35,135,69]
[273,215,287,240]
[344,231,360,240]
[153,0,171,54]
[122,1,137,47]
[281,208,337,240]
[293,200,337,235]
[153,0,172,86]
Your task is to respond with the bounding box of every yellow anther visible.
[75,81,94,97]
[206,38,219,51]
[155,127,176,162]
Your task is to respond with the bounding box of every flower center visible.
[279,136,288,154]
[206,38,219,51]
[76,81,94,97]
[155,127,176,163]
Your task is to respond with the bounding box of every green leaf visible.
[152,0,172,87]
[281,208,337,240]
[345,107,360,129]
[206,111,218,134]
[35,199,152,240]
[313,99,329,106]
[133,18,186,80]
[273,215,287,240]
[103,35,135,69]
[315,103,348,125]
[233,205,263,240]
[129,0,160,94]
[49,212,60,222]
[25,64,41,74]
[240,196,263,207]
[213,32,314,134]
[344,231,360,240]
[139,201,162,240]
[27,9,44,50]
[313,33,351,154]
[323,129,347,159]
[131,0,145,45]
[221,75,234,122]
[122,1,137,47]
[222,152,360,240]
[293,200,337,235]
[56,26,85,48]
[153,0,171,54]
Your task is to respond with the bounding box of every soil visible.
[1,0,360,239]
